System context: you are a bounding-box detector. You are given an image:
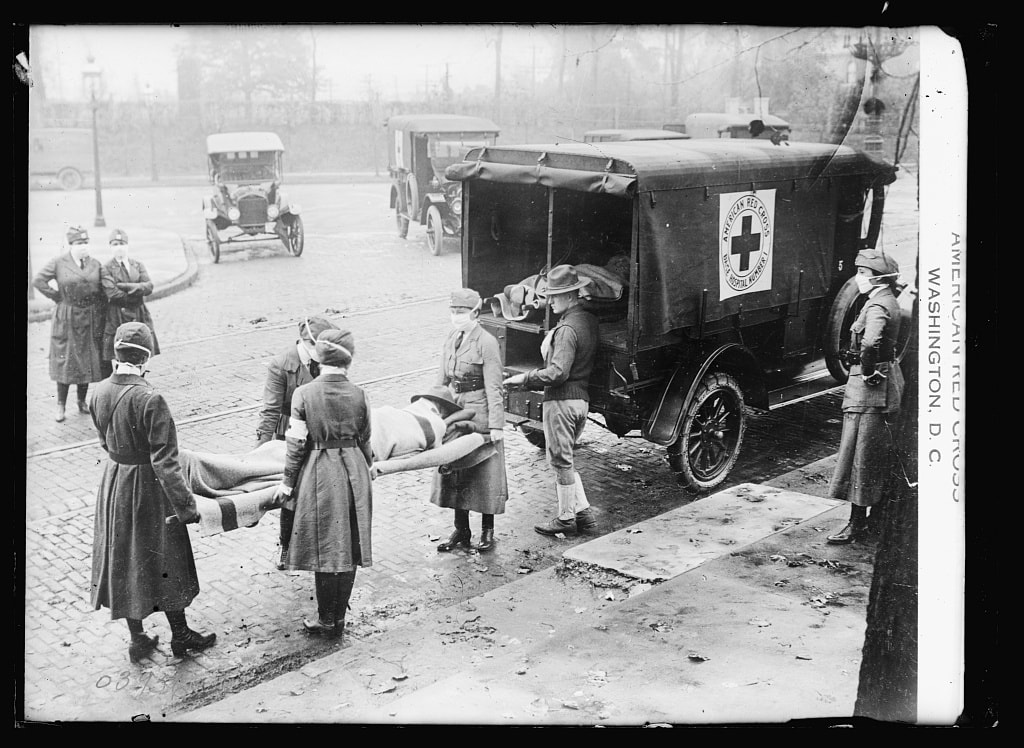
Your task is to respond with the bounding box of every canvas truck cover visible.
[446,139,897,338]
[387,114,500,172]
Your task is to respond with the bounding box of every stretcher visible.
[171,433,493,536]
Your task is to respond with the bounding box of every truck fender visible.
[202,196,218,221]
[642,343,767,446]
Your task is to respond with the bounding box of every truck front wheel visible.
[670,371,746,492]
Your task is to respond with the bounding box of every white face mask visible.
[71,243,92,261]
[450,312,474,330]
[854,274,874,295]
[111,244,129,263]
[301,339,321,362]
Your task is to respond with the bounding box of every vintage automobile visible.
[29,127,94,190]
[202,131,303,264]
[386,114,500,256]
[582,128,690,143]
[446,138,912,491]
[665,113,792,143]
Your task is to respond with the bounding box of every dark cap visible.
[854,249,895,276]
[113,322,154,355]
[66,225,89,245]
[315,328,355,367]
[450,288,482,310]
[299,315,337,342]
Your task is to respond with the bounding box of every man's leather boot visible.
[827,505,869,545]
[575,508,599,535]
[129,633,160,663]
[77,398,90,415]
[536,482,578,536]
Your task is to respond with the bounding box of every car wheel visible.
[520,425,546,449]
[206,220,221,264]
[57,167,83,191]
[406,175,419,225]
[824,277,865,383]
[426,206,444,256]
[671,371,746,492]
[283,215,304,257]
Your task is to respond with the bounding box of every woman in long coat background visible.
[274,328,373,639]
[431,288,508,553]
[32,225,107,422]
[100,228,161,365]
[827,249,905,545]
[90,322,216,662]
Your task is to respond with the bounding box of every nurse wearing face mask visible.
[431,288,509,553]
[100,229,160,379]
[256,314,338,569]
[32,225,108,422]
[826,249,905,545]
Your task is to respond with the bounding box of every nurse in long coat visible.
[432,288,508,553]
[32,225,107,422]
[90,322,217,662]
[827,249,905,544]
[100,228,160,365]
[274,328,373,639]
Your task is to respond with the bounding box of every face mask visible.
[301,339,321,362]
[451,312,474,330]
[72,243,92,260]
[111,245,128,262]
[854,274,874,295]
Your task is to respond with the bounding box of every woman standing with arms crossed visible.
[273,328,373,639]
[432,288,508,553]
[33,225,108,422]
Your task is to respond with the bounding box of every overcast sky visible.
[30,24,570,102]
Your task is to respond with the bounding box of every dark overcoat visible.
[256,343,317,443]
[100,258,160,362]
[89,373,201,620]
[283,373,374,572]
[430,323,509,515]
[829,285,905,507]
[33,252,106,384]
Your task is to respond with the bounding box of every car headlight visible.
[452,199,462,216]
[267,204,280,219]
[228,206,241,221]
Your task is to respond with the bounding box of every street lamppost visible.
[144,83,159,182]
[82,57,105,228]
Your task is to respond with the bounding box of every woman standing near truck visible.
[826,249,905,544]
[431,288,508,553]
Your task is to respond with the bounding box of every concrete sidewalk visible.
[183,471,885,726]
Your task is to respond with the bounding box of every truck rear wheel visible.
[671,371,746,492]
[824,276,865,383]
[426,206,444,256]
[57,167,83,191]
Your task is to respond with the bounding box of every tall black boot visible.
[827,504,869,545]
[473,514,495,552]
[56,383,69,423]
[276,507,295,570]
[76,383,90,414]
[166,609,217,657]
[126,617,159,663]
[333,570,357,633]
[304,572,341,637]
[437,509,471,552]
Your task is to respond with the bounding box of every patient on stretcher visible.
[370,385,479,462]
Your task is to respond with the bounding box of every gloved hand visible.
[489,428,504,443]
[862,370,887,387]
[273,484,292,502]
[166,506,200,525]
[503,373,528,387]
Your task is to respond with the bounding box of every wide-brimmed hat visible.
[300,315,337,342]
[66,225,89,245]
[113,321,154,355]
[411,384,461,418]
[315,328,355,367]
[450,288,482,310]
[109,228,129,244]
[540,264,590,296]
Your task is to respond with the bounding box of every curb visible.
[26,238,200,324]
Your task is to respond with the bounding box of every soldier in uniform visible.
[100,228,160,376]
[431,288,508,553]
[827,249,905,544]
[257,315,338,569]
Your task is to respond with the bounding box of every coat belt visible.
[107,451,150,465]
[310,438,358,450]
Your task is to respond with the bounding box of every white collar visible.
[868,284,885,299]
[319,364,348,376]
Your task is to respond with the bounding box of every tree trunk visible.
[854,282,919,723]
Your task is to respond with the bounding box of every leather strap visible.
[310,438,358,450]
